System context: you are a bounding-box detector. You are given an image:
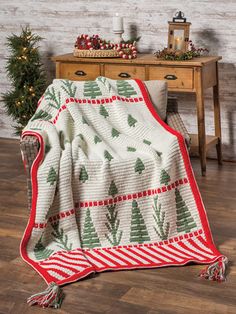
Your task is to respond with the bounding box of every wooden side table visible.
[52,53,222,176]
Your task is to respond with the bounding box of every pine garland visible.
[2,26,47,134]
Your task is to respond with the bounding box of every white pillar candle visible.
[174,37,183,50]
[113,13,124,32]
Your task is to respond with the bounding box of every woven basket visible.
[73,48,130,58]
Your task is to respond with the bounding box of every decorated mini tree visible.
[130,200,150,243]
[135,157,145,174]
[105,204,123,246]
[2,26,47,134]
[160,169,171,185]
[79,165,88,183]
[81,208,101,248]
[83,81,102,98]
[47,166,57,185]
[117,80,137,98]
[108,180,118,197]
[175,188,197,233]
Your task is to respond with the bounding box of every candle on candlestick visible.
[113,13,124,32]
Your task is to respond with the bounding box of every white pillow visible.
[144,80,168,121]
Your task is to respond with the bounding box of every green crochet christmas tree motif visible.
[152,195,170,240]
[83,81,102,99]
[104,150,114,161]
[77,133,84,140]
[117,80,137,98]
[108,180,118,197]
[175,188,197,233]
[94,135,102,144]
[45,143,51,154]
[127,146,136,152]
[135,158,145,174]
[79,165,88,183]
[61,80,77,97]
[128,114,137,127]
[47,166,57,185]
[81,208,101,249]
[51,222,73,251]
[143,139,151,145]
[97,76,112,92]
[82,116,89,125]
[31,109,52,122]
[130,200,150,244]
[34,235,54,260]
[111,128,120,138]
[105,204,123,246]
[160,169,171,185]
[45,86,61,109]
[99,105,109,118]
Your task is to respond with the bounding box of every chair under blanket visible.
[20,79,190,210]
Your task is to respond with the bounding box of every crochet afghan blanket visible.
[21,77,225,307]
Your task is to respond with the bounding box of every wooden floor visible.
[0,137,235,314]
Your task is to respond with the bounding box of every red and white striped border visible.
[37,232,219,284]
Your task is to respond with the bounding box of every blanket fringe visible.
[27,282,64,308]
[199,256,228,282]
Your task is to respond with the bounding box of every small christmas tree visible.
[94,135,102,144]
[160,169,170,185]
[104,150,114,161]
[81,208,101,248]
[111,128,120,138]
[128,114,137,127]
[152,196,170,240]
[61,80,77,97]
[135,158,145,174]
[83,81,102,99]
[79,165,88,183]
[99,105,109,118]
[34,236,54,260]
[51,222,72,251]
[175,188,197,233]
[105,204,123,246]
[47,166,57,185]
[130,200,150,243]
[117,80,137,98]
[108,180,118,197]
[2,27,47,134]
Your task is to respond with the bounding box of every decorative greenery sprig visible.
[154,40,209,61]
[2,26,47,134]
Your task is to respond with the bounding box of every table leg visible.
[195,68,206,176]
[213,62,223,165]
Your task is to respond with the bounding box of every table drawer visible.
[104,64,145,80]
[149,67,193,90]
[58,63,100,81]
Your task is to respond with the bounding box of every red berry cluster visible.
[75,34,137,59]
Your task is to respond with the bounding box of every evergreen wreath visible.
[154,41,209,61]
[2,26,47,134]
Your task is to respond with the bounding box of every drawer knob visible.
[118,72,131,78]
[75,70,86,76]
[164,74,177,80]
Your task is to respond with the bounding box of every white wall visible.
[0,0,235,160]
